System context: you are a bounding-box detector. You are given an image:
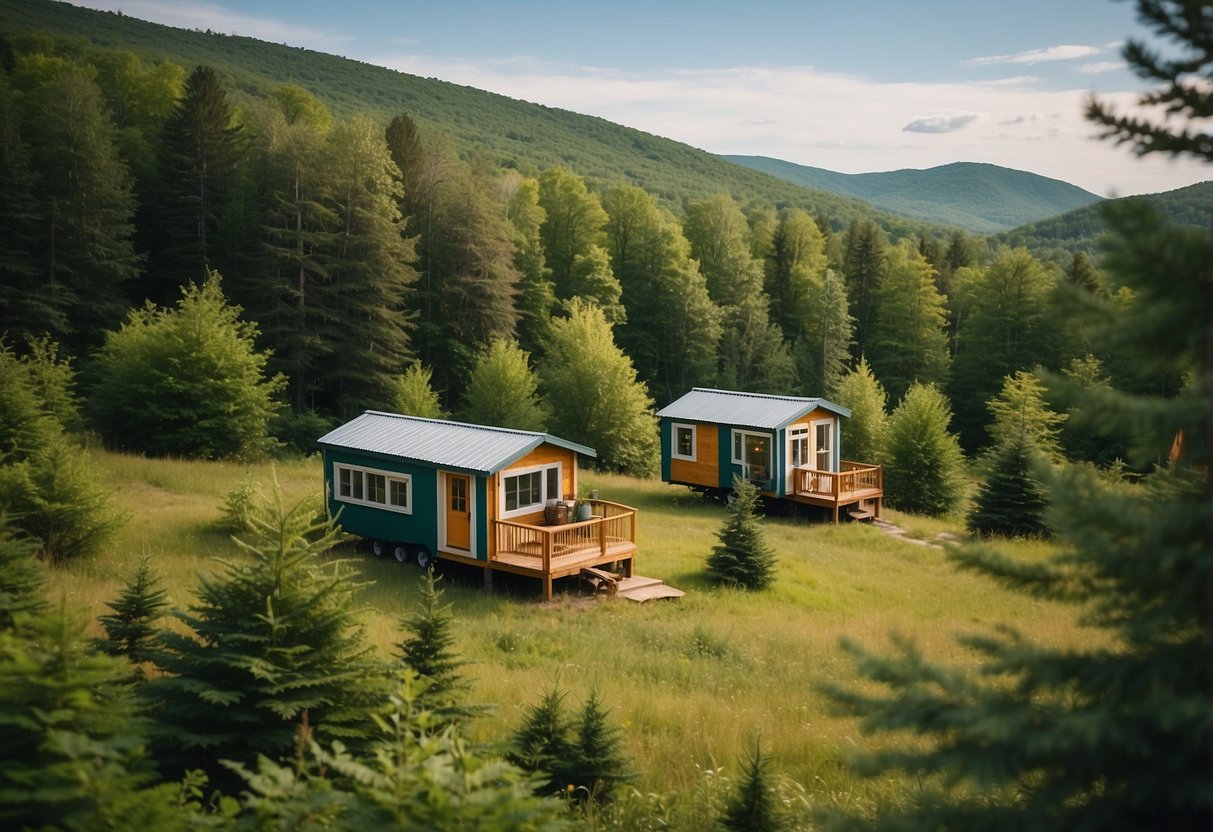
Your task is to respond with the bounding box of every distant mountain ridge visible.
[724,156,1103,233]
[999,180,1213,256]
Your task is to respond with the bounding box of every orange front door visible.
[446,474,470,550]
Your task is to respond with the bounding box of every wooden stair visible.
[580,568,685,602]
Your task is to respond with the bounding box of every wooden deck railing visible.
[794,461,882,500]
[492,499,637,571]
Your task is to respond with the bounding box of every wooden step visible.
[847,508,875,521]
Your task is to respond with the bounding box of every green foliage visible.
[948,247,1060,451]
[571,687,632,802]
[721,739,785,832]
[508,681,632,803]
[459,338,549,431]
[794,268,854,397]
[231,673,567,830]
[507,682,575,796]
[96,556,169,668]
[0,338,59,461]
[220,471,261,534]
[966,432,1050,538]
[270,408,335,456]
[825,12,1213,823]
[883,383,965,516]
[870,238,950,401]
[707,477,776,591]
[393,361,448,419]
[0,515,45,633]
[0,607,187,831]
[3,434,127,562]
[396,568,479,729]
[986,370,1066,460]
[833,358,888,463]
[540,300,658,477]
[150,481,386,787]
[89,272,285,460]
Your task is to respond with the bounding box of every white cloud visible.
[1078,61,1125,74]
[964,44,1102,66]
[367,53,1209,196]
[903,113,980,134]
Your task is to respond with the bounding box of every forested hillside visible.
[1000,180,1213,256]
[0,0,1167,468]
[1,0,942,238]
[726,156,1104,233]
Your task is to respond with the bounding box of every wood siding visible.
[669,422,719,487]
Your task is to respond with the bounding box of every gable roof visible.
[656,388,850,430]
[317,411,595,476]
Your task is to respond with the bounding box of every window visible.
[671,423,697,461]
[333,463,411,514]
[731,430,773,485]
[500,462,562,518]
[814,420,833,471]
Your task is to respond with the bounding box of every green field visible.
[47,449,1092,818]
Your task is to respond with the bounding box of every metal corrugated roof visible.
[316,411,596,475]
[656,388,850,430]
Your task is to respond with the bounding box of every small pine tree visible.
[966,432,1050,538]
[569,687,632,802]
[721,738,784,832]
[220,471,261,533]
[97,557,169,669]
[150,480,386,788]
[833,357,888,463]
[707,476,776,591]
[507,682,575,796]
[458,339,549,431]
[396,568,478,728]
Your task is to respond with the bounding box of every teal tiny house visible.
[656,388,882,522]
[317,412,638,598]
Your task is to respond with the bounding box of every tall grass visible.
[45,451,1094,818]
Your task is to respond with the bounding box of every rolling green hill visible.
[999,180,1213,256]
[2,0,939,239]
[724,156,1103,233]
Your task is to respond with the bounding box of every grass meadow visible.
[46,450,1093,821]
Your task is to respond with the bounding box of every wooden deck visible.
[790,460,883,523]
[490,499,637,599]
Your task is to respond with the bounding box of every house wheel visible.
[414,545,433,570]
[392,543,410,563]
[724,489,738,505]
[370,539,387,558]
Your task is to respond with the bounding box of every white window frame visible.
[334,462,412,515]
[730,429,773,482]
[499,462,563,520]
[812,418,835,472]
[671,422,697,462]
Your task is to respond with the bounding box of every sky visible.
[70,0,1211,197]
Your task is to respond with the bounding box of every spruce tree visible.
[0,607,186,831]
[395,568,477,728]
[966,431,1050,539]
[97,557,169,670]
[824,4,1213,826]
[393,362,447,419]
[150,483,386,788]
[707,477,776,591]
[569,687,632,802]
[833,358,888,464]
[721,739,784,832]
[507,682,576,796]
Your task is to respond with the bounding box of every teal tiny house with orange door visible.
[317,412,639,598]
[656,388,883,522]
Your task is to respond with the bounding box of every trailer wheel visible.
[414,545,433,570]
[392,543,409,563]
[370,539,387,558]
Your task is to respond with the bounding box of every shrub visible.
[89,273,285,460]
